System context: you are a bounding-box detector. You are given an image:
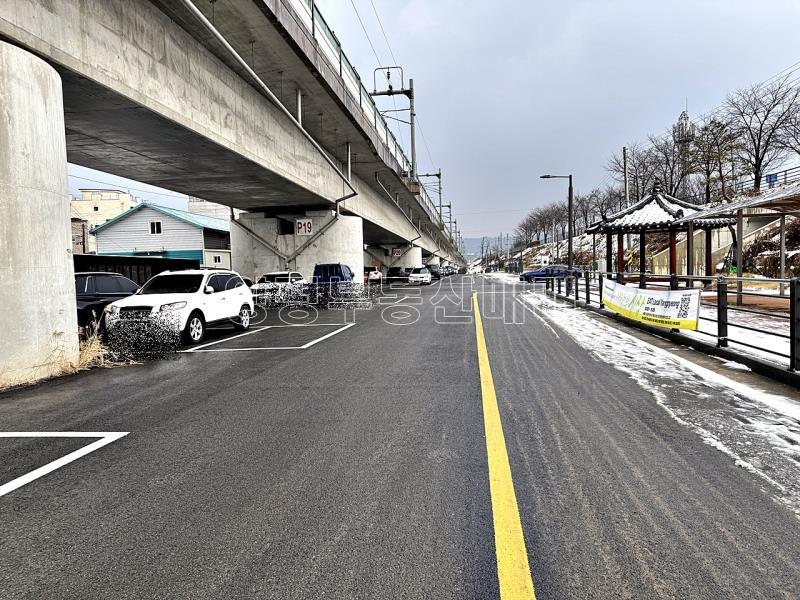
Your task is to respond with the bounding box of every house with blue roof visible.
[92,203,231,268]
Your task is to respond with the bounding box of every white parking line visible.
[187,323,355,353]
[182,326,271,353]
[300,322,355,348]
[0,432,129,498]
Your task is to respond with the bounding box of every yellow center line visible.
[473,292,537,600]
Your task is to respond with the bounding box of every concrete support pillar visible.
[404,246,423,268]
[0,42,78,387]
[231,211,363,281]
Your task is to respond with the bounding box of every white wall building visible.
[93,203,231,268]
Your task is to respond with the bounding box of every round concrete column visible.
[405,245,423,268]
[0,42,78,387]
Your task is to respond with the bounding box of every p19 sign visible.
[295,218,313,236]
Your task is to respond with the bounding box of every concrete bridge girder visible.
[0,0,451,258]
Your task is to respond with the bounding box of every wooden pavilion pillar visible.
[639,230,646,288]
[704,228,713,277]
[605,232,613,273]
[686,221,694,288]
[617,232,625,282]
[668,228,677,288]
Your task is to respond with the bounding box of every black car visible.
[75,272,139,334]
[426,264,442,280]
[386,266,409,282]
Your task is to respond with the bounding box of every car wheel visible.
[234,305,251,331]
[183,312,205,344]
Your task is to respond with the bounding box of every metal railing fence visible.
[536,270,799,370]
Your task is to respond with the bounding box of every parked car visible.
[75,272,140,335]
[309,263,358,305]
[364,266,383,284]
[520,265,580,283]
[386,266,409,282]
[408,267,432,285]
[426,264,442,280]
[251,271,307,305]
[105,269,254,344]
[312,263,355,284]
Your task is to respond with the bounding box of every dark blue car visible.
[310,263,356,305]
[519,265,579,283]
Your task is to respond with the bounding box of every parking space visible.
[185,323,354,353]
[0,432,128,498]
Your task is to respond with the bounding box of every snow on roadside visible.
[519,287,800,516]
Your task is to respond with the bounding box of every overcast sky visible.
[317,0,800,239]
[71,0,800,240]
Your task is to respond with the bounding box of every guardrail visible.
[285,0,448,238]
[537,270,799,370]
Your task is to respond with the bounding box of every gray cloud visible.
[319,0,800,238]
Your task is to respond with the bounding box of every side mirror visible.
[205,285,214,294]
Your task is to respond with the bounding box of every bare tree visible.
[724,76,800,192]
[691,118,740,202]
[607,143,659,202]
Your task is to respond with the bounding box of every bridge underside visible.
[61,68,324,210]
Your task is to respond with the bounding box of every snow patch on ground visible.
[518,286,800,515]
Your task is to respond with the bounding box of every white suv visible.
[105,269,254,344]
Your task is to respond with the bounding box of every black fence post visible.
[670,273,678,290]
[717,278,728,347]
[639,272,646,289]
[585,274,590,305]
[557,278,562,295]
[599,273,605,308]
[791,279,800,371]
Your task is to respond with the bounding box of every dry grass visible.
[65,332,138,374]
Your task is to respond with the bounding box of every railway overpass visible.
[0,0,464,384]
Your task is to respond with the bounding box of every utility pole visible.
[567,174,573,271]
[419,169,443,220]
[624,146,630,261]
[370,68,416,180]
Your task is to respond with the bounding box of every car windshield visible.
[412,268,426,274]
[257,274,289,283]
[139,274,203,294]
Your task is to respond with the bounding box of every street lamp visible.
[540,174,574,270]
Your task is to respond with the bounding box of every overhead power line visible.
[68,173,189,199]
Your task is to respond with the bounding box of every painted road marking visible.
[473,292,537,600]
[0,432,129,498]
[183,325,271,352]
[188,323,355,353]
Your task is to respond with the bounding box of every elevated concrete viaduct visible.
[0,0,461,263]
[0,0,463,383]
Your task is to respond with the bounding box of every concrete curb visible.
[551,291,800,389]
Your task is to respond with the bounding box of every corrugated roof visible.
[586,182,734,233]
[91,202,230,234]
[673,180,800,224]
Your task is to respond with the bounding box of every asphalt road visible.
[0,275,798,599]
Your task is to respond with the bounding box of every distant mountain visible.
[461,237,484,259]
